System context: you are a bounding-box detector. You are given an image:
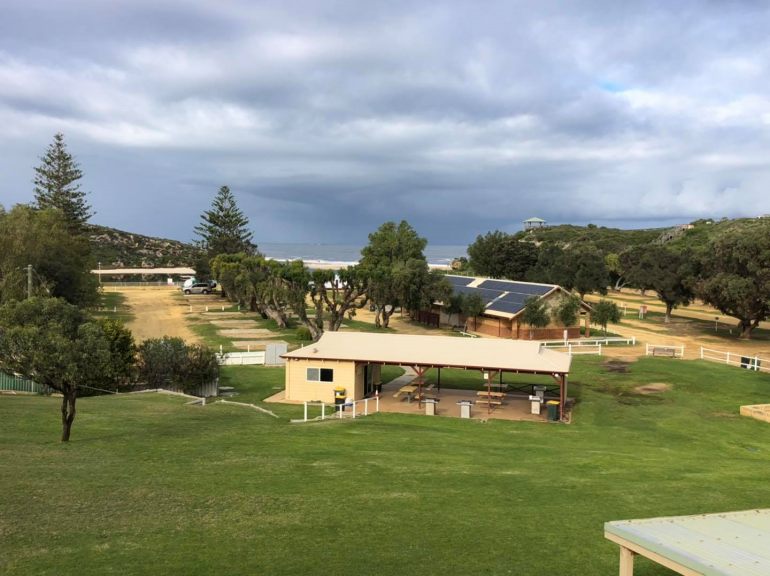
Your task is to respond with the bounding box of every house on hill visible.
[421,275,592,340]
[523,217,547,230]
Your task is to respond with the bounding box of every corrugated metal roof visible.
[605,509,770,576]
[283,332,572,373]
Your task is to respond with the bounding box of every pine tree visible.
[33,133,93,230]
[194,186,255,257]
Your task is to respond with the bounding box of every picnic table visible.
[476,390,505,406]
[394,384,418,403]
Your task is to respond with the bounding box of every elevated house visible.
[422,275,592,340]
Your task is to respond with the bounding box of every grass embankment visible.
[2,357,770,575]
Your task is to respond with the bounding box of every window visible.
[306,368,334,382]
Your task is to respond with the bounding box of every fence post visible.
[700,347,704,359]
[755,356,760,371]
[632,336,636,345]
[726,352,730,365]
[376,395,380,413]
[321,403,325,421]
[304,402,308,422]
[598,343,602,356]
[364,398,368,416]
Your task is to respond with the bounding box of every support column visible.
[559,374,566,422]
[619,546,635,576]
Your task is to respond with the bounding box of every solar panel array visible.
[445,275,475,288]
[477,279,553,296]
[452,285,505,304]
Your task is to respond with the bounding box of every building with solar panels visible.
[428,275,592,340]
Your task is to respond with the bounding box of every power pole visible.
[27,264,33,299]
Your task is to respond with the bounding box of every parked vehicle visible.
[183,282,214,295]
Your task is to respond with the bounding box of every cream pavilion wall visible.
[285,358,364,402]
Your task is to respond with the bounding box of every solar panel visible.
[452,285,505,304]
[478,279,553,296]
[445,275,475,288]
[486,300,527,315]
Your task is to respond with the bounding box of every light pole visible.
[714,316,719,332]
[98,261,102,285]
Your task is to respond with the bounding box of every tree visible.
[194,186,255,258]
[571,245,610,299]
[554,294,581,327]
[309,267,368,332]
[460,293,485,331]
[467,231,538,279]
[0,205,98,306]
[621,245,695,322]
[33,133,92,230]
[521,296,550,339]
[0,298,122,441]
[592,299,621,335]
[98,318,137,392]
[696,225,770,339]
[359,221,428,328]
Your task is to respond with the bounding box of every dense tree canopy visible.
[0,205,98,306]
[592,299,621,335]
[696,225,770,338]
[195,186,255,258]
[467,231,538,280]
[33,133,92,231]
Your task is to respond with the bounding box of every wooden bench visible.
[652,347,677,357]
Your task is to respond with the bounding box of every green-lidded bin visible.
[546,400,560,422]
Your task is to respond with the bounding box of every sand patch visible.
[232,340,289,350]
[200,312,246,318]
[218,328,273,337]
[210,319,261,327]
[603,359,634,373]
[634,383,671,395]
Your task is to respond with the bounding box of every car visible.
[183,282,213,295]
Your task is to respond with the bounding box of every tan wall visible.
[285,358,359,402]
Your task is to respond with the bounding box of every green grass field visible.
[2,357,770,575]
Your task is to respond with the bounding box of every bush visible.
[137,337,218,393]
[295,326,312,341]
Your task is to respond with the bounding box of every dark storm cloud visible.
[2,0,770,244]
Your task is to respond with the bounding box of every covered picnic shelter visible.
[605,509,770,575]
[282,332,572,421]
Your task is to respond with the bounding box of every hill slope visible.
[88,224,202,268]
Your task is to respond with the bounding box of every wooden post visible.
[559,374,566,422]
[304,402,308,422]
[619,546,635,576]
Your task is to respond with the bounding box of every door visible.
[363,365,374,397]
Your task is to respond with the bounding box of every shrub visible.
[295,326,312,341]
[137,337,218,393]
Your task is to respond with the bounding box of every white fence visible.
[645,344,685,358]
[293,396,381,423]
[540,337,636,347]
[217,343,287,366]
[540,343,603,356]
[700,347,769,373]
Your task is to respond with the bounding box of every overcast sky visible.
[2,1,769,245]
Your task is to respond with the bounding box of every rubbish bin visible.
[425,398,438,416]
[457,400,473,419]
[334,387,346,411]
[546,400,560,422]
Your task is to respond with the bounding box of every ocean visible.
[259,243,468,267]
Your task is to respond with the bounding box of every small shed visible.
[282,332,571,417]
[605,509,770,575]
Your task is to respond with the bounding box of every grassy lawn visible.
[92,290,134,323]
[619,309,770,341]
[4,357,769,575]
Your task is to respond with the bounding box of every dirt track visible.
[115,287,199,343]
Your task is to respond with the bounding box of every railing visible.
[540,337,636,347]
[645,344,685,358]
[700,347,769,373]
[540,343,602,356]
[293,396,381,423]
[0,372,52,394]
